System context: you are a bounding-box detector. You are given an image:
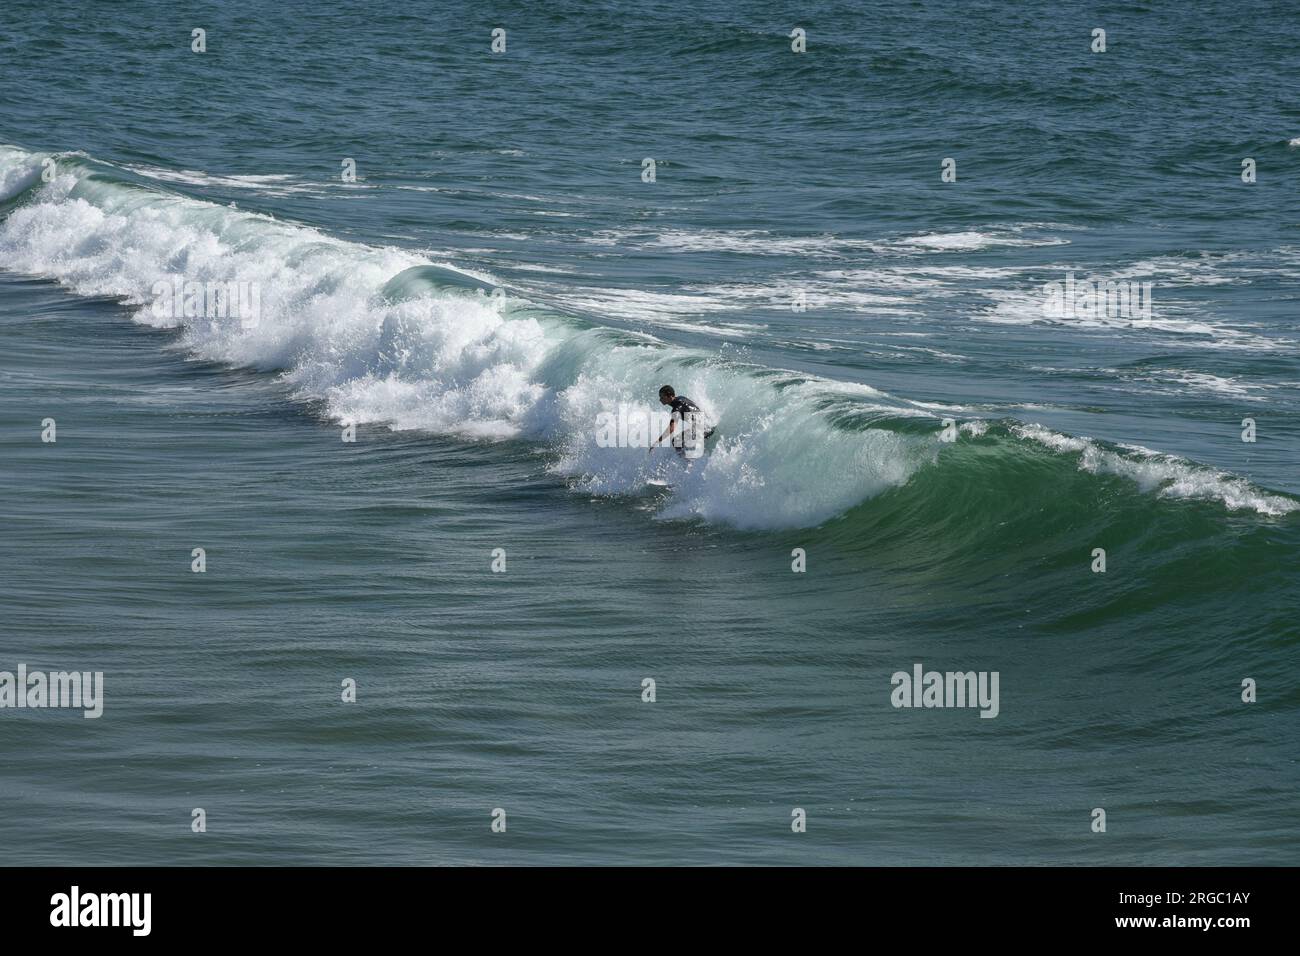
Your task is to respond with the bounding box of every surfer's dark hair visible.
[658,385,675,399]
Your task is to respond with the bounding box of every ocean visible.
[1,0,1297,865]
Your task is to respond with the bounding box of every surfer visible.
[649,385,715,458]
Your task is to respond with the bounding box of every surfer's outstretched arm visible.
[649,418,676,452]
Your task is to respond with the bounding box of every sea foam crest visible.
[0,146,933,528]
[0,146,1292,526]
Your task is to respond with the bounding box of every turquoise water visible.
[1,0,1297,864]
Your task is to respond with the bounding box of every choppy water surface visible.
[1,0,1297,864]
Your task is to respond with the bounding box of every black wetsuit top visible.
[668,395,702,420]
[666,395,715,454]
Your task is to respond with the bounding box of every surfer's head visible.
[658,385,675,404]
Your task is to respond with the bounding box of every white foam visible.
[560,288,738,317]
[2,146,1289,526]
[579,225,1068,258]
[123,163,321,196]
[1013,424,1296,515]
[0,146,935,529]
[977,288,1288,351]
[0,146,45,201]
[1145,370,1276,399]
[550,369,930,529]
[897,231,1068,251]
[1115,255,1248,287]
[581,228,883,257]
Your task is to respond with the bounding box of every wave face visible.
[0,145,1295,531]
